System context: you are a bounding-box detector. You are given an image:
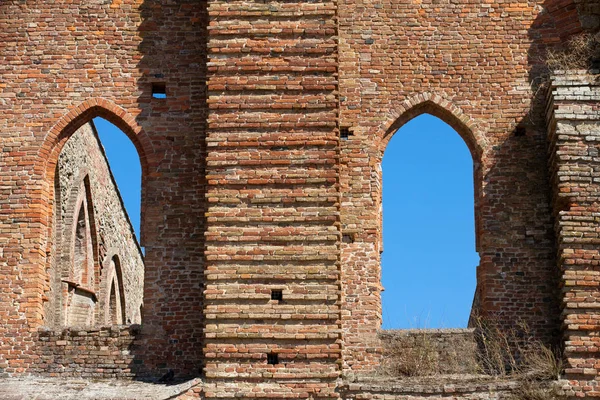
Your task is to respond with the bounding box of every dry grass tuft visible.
[546,33,600,71]
[380,333,438,377]
[520,342,563,381]
[474,317,518,376]
[472,316,565,400]
[376,318,565,398]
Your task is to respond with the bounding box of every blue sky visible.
[93,113,478,329]
[94,118,142,240]
[381,114,478,329]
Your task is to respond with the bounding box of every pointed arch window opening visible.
[109,280,120,325]
[380,113,480,330]
[92,117,143,245]
[73,205,90,285]
[106,255,127,326]
[65,184,99,327]
[47,113,145,329]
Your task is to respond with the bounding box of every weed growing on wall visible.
[473,316,564,400]
[546,33,600,71]
[376,318,565,398]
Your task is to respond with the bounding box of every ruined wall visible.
[48,122,144,328]
[202,1,340,397]
[337,0,585,373]
[0,0,207,377]
[339,379,518,400]
[33,325,139,379]
[378,329,479,377]
[547,71,600,398]
[0,0,599,398]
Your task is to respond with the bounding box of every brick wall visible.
[202,0,341,397]
[337,0,582,373]
[33,325,140,379]
[546,70,600,398]
[340,379,518,400]
[0,0,599,398]
[0,0,207,377]
[378,329,479,376]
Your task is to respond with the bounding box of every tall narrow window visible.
[106,255,127,325]
[109,280,119,324]
[66,193,97,327]
[73,206,89,285]
[381,114,479,329]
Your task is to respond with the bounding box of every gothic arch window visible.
[65,180,98,327]
[43,103,147,329]
[381,113,479,328]
[109,280,119,324]
[105,255,126,325]
[73,205,89,285]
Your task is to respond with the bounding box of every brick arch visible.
[39,98,152,180]
[99,253,126,325]
[378,92,487,160]
[67,176,98,286]
[36,99,152,328]
[37,98,151,252]
[63,180,99,328]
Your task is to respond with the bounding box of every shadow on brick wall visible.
[470,0,582,347]
[130,0,209,382]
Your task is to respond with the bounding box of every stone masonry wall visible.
[49,122,144,328]
[547,71,600,398]
[378,329,479,377]
[339,379,517,400]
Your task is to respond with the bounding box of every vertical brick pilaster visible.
[547,71,600,397]
[202,0,341,397]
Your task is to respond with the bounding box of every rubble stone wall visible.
[378,329,479,376]
[340,379,517,400]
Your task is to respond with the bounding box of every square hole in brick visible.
[340,127,351,140]
[271,289,283,302]
[152,83,167,99]
[342,234,354,243]
[267,353,279,365]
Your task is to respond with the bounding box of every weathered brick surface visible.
[378,329,479,376]
[340,378,519,400]
[33,325,140,379]
[0,0,207,378]
[546,71,600,398]
[202,0,340,397]
[0,0,599,398]
[337,0,592,373]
